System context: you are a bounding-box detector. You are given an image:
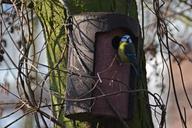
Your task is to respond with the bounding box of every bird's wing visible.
[124,43,137,61]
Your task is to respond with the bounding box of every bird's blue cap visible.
[121,35,132,43]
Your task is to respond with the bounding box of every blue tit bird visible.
[112,34,140,76]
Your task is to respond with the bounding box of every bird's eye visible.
[112,36,121,49]
[128,38,133,43]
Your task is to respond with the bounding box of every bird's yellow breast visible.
[118,42,129,63]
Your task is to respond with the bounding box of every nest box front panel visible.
[92,28,130,119]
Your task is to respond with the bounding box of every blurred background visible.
[1,0,192,128]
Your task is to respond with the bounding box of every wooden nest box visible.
[65,12,140,121]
